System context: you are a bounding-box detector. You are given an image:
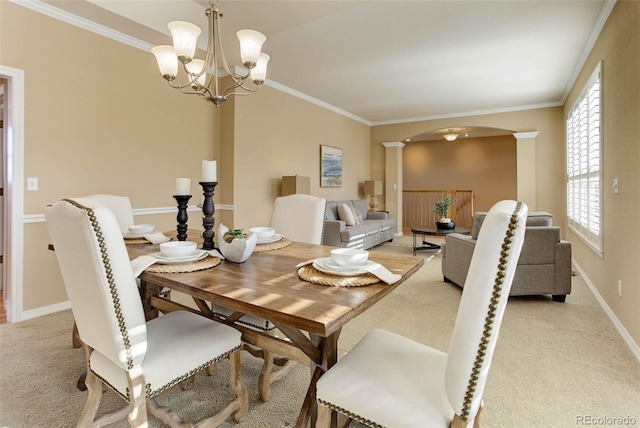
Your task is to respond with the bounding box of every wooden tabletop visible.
[129,238,424,338]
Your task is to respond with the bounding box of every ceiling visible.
[42,0,611,127]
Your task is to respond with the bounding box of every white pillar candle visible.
[175,177,191,195]
[202,160,217,182]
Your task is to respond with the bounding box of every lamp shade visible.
[250,53,270,84]
[168,21,201,61]
[364,180,383,195]
[151,45,179,78]
[185,59,206,86]
[282,175,310,196]
[237,29,266,67]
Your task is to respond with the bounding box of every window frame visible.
[566,61,603,256]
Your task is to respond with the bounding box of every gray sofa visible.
[441,211,572,302]
[322,199,396,249]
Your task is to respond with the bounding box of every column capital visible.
[382,142,405,148]
[513,131,539,139]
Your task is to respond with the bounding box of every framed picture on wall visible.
[320,145,343,187]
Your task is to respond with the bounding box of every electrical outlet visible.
[618,280,622,297]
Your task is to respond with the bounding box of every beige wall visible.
[403,135,517,213]
[228,86,371,229]
[1,2,218,311]
[563,1,640,347]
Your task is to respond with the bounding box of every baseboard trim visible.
[22,300,71,321]
[572,257,640,363]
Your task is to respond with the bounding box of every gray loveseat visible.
[441,211,572,302]
[322,199,396,249]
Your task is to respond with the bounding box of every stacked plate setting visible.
[151,241,207,264]
[313,248,373,276]
[250,227,283,244]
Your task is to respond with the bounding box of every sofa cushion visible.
[340,222,380,242]
[325,201,341,221]
[472,211,553,239]
[338,203,356,226]
[351,206,363,224]
[352,199,370,220]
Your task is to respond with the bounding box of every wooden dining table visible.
[128,233,424,427]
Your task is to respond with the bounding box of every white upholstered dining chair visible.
[315,200,528,428]
[270,194,327,245]
[68,194,170,350]
[83,194,135,234]
[211,194,327,401]
[46,198,248,427]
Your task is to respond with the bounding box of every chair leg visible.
[77,346,102,427]
[258,349,298,402]
[315,402,332,428]
[126,366,148,427]
[229,349,249,423]
[72,321,82,348]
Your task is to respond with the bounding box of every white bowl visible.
[330,248,369,267]
[249,227,276,240]
[160,241,198,258]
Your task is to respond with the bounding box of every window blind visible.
[566,62,602,253]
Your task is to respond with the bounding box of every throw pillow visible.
[351,206,363,224]
[338,203,356,226]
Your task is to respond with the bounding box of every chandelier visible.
[151,1,270,106]
[443,129,459,142]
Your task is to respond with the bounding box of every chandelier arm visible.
[212,7,235,78]
[221,78,262,98]
[222,86,263,99]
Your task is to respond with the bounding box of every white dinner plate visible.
[123,231,156,239]
[150,250,208,265]
[312,257,373,276]
[256,233,283,244]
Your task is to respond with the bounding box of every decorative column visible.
[382,141,405,236]
[513,131,539,211]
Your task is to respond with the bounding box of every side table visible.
[411,226,471,256]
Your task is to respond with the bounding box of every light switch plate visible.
[612,178,619,194]
[27,177,38,191]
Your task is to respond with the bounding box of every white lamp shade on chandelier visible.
[151,1,270,106]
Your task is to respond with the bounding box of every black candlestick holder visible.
[173,195,191,241]
[199,181,218,250]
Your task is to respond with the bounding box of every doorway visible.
[1,65,26,324]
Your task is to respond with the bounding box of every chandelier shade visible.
[443,129,459,142]
[151,1,269,106]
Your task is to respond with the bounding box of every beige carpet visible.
[1,236,639,427]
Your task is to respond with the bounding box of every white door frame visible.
[1,65,25,323]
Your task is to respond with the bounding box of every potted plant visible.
[218,224,257,263]
[433,195,456,230]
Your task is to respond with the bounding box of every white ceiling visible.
[49,0,611,126]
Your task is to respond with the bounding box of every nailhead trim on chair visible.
[317,399,383,428]
[63,199,136,371]
[91,346,241,400]
[459,201,523,423]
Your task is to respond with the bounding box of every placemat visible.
[124,238,151,245]
[254,237,292,252]
[145,256,221,273]
[297,264,379,287]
